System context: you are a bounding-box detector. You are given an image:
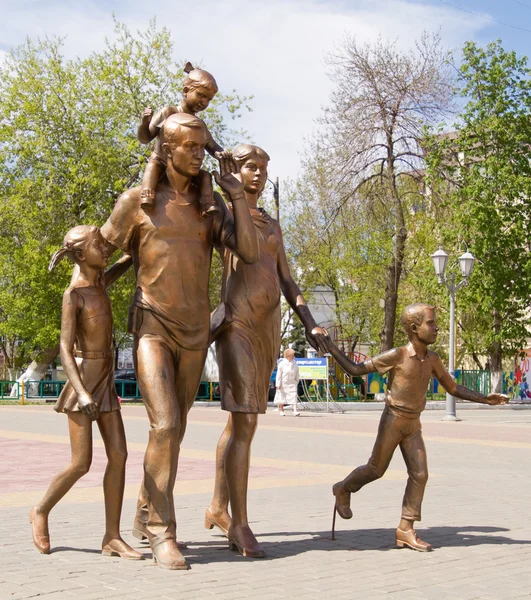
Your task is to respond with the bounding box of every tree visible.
[322,32,454,350]
[426,40,531,391]
[0,19,250,378]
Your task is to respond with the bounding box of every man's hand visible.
[141,107,153,124]
[213,155,244,198]
[78,392,99,421]
[306,326,332,353]
[485,393,509,406]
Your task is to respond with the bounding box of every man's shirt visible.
[101,185,235,350]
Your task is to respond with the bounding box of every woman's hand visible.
[213,155,244,198]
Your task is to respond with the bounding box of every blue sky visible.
[1,0,530,182]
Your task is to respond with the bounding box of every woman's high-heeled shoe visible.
[101,539,144,560]
[29,507,50,555]
[332,482,352,540]
[204,508,231,537]
[227,525,265,558]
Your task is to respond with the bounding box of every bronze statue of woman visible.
[205,144,330,557]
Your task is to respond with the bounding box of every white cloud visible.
[0,0,487,182]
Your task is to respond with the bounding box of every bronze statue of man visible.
[100,113,258,570]
[329,303,508,551]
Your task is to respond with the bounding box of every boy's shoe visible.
[396,528,432,552]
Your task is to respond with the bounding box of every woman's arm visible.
[59,289,98,420]
[277,226,332,353]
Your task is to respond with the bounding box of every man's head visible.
[161,113,208,178]
[400,303,438,345]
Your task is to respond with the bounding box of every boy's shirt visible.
[369,343,453,418]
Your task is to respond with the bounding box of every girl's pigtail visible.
[48,248,68,272]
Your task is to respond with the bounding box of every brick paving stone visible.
[3,406,531,599]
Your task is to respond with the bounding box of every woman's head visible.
[284,348,295,361]
[232,144,270,196]
[49,225,108,272]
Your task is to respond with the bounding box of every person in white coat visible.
[274,348,300,416]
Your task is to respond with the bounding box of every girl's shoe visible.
[29,507,50,555]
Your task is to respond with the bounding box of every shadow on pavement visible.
[180,524,531,563]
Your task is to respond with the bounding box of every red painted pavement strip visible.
[0,438,285,493]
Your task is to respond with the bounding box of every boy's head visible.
[400,303,438,344]
[182,62,218,114]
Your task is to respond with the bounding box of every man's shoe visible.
[152,536,189,570]
[396,528,432,552]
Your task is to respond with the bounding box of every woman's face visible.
[239,155,268,195]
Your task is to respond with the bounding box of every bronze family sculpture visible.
[203,144,330,558]
[101,113,259,570]
[31,64,512,569]
[329,303,508,551]
[30,226,142,560]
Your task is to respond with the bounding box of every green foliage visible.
[426,40,531,364]
[0,18,250,368]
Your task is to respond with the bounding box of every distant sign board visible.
[295,357,328,380]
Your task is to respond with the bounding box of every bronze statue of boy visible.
[329,303,508,551]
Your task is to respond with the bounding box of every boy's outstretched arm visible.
[434,358,509,405]
[329,342,374,377]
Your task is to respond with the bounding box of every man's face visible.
[183,85,216,113]
[240,156,268,195]
[414,309,439,345]
[165,126,207,177]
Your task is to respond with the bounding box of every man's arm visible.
[213,157,259,264]
[433,356,509,405]
[104,254,133,289]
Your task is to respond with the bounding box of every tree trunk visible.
[489,310,503,394]
[10,344,60,397]
[380,225,407,352]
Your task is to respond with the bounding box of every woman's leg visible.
[97,411,143,559]
[278,403,285,415]
[31,412,93,548]
[206,414,232,534]
[225,412,264,556]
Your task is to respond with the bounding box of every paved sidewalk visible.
[2,404,531,599]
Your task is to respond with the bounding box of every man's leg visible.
[135,333,187,569]
[333,409,403,520]
[206,414,232,535]
[396,424,431,551]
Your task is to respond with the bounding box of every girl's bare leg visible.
[97,410,143,559]
[31,412,93,548]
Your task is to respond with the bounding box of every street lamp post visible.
[268,177,280,221]
[431,247,476,421]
